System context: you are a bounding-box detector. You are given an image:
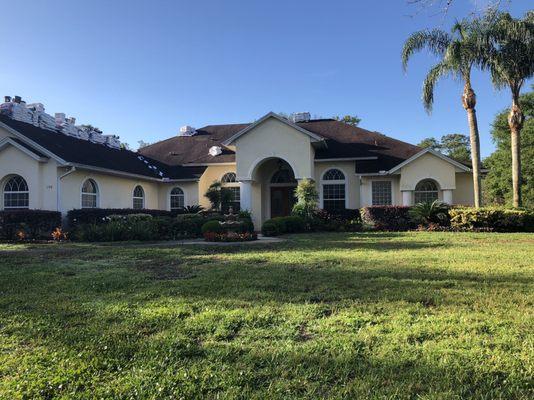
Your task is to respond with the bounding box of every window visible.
[221,172,240,212]
[132,185,145,209]
[414,179,439,204]
[3,175,29,209]
[372,181,392,205]
[221,172,237,183]
[81,179,98,208]
[322,169,346,212]
[170,187,184,210]
[271,169,296,184]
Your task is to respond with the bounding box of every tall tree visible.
[402,19,485,207]
[484,88,533,207]
[482,11,534,207]
[418,134,471,162]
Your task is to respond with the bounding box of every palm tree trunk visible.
[508,92,524,208]
[462,82,482,208]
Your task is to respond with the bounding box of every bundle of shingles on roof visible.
[0,95,122,149]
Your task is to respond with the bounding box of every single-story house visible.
[0,99,474,228]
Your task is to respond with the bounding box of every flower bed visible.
[203,231,258,242]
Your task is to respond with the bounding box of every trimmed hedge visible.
[261,220,281,236]
[449,207,534,232]
[360,206,414,231]
[312,209,362,232]
[0,210,61,240]
[67,208,181,226]
[261,216,306,236]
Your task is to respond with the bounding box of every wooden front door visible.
[270,186,296,218]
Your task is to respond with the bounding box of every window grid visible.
[3,176,29,209]
[323,169,345,181]
[221,172,237,183]
[372,181,392,206]
[81,179,98,209]
[323,183,345,212]
[414,180,439,204]
[170,187,184,210]
[133,186,145,209]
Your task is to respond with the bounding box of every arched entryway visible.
[269,161,297,218]
[248,157,299,221]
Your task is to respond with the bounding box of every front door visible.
[270,186,296,218]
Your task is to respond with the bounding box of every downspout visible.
[57,166,76,213]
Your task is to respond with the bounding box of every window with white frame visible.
[414,179,439,203]
[81,179,99,208]
[221,172,240,211]
[170,187,184,210]
[3,175,29,209]
[322,169,346,212]
[372,181,392,205]
[132,185,145,209]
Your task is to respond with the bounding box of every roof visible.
[0,115,204,180]
[140,117,424,173]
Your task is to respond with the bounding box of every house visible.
[0,97,474,228]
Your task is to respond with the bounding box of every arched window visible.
[221,172,237,183]
[3,175,29,209]
[132,185,145,209]
[271,169,296,184]
[170,187,184,210]
[322,169,346,212]
[81,179,99,208]
[414,179,439,204]
[221,172,240,211]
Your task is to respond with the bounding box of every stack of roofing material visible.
[1,95,125,149]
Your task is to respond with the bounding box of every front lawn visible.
[0,232,532,399]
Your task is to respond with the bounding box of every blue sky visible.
[0,0,531,156]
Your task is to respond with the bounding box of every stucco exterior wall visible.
[359,175,402,207]
[0,145,59,210]
[400,153,457,190]
[234,118,314,180]
[453,173,475,205]
[198,164,236,209]
[314,161,359,209]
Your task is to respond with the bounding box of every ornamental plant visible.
[292,179,318,219]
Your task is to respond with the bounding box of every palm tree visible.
[402,20,484,208]
[482,11,534,207]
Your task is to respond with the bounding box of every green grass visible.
[0,232,533,399]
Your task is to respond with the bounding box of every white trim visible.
[370,179,393,206]
[66,163,198,183]
[169,186,186,211]
[244,156,303,181]
[388,148,471,174]
[80,178,99,209]
[319,167,348,210]
[2,174,30,210]
[0,137,49,162]
[0,121,67,164]
[222,112,324,146]
[315,157,377,162]
[132,184,145,209]
[184,162,236,167]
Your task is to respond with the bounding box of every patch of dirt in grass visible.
[135,259,195,280]
[295,323,313,342]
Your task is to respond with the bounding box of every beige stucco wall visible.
[197,164,236,209]
[0,145,59,210]
[234,117,315,180]
[400,153,457,190]
[60,169,199,212]
[359,175,402,207]
[453,173,475,205]
[314,161,360,209]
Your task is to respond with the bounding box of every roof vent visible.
[179,125,196,136]
[290,112,311,123]
[209,145,222,156]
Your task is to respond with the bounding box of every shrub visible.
[272,216,305,233]
[449,207,534,232]
[360,206,414,231]
[183,205,204,214]
[261,220,281,236]
[67,208,173,226]
[201,220,224,234]
[409,201,450,226]
[0,210,61,240]
[205,181,233,211]
[292,179,318,219]
[313,209,362,232]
